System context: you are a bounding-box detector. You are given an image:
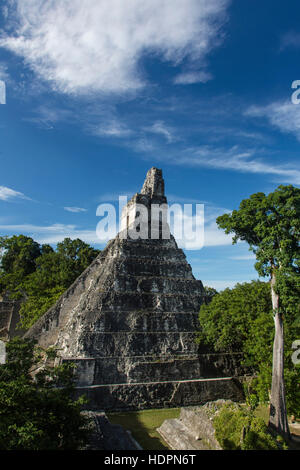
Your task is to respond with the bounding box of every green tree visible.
[56,237,100,279]
[0,337,89,450]
[0,235,41,276]
[18,239,100,329]
[0,235,42,296]
[198,281,300,417]
[0,236,100,328]
[198,281,273,352]
[216,185,300,440]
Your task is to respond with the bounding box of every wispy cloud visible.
[0,63,9,81]
[169,202,233,250]
[64,207,88,213]
[172,145,300,184]
[246,100,300,142]
[0,0,230,95]
[24,104,74,129]
[229,254,256,260]
[97,191,136,202]
[167,194,208,204]
[143,120,178,143]
[174,70,213,85]
[94,120,133,138]
[129,137,156,153]
[0,186,31,202]
[0,198,234,250]
[0,223,102,245]
[280,31,300,50]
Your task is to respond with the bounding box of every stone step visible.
[63,354,248,387]
[117,244,187,261]
[111,276,203,295]
[72,330,199,357]
[157,418,208,450]
[82,330,198,334]
[117,258,195,278]
[73,377,245,411]
[90,291,202,312]
[89,311,200,333]
[93,309,200,315]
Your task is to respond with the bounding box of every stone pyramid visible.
[25,168,244,410]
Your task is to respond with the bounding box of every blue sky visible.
[0,0,300,290]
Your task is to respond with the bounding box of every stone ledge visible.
[83,411,140,450]
[157,418,209,450]
[157,400,239,450]
[74,378,245,411]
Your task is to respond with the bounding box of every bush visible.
[213,404,279,450]
[0,338,90,450]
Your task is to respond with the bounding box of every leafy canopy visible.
[216,185,300,278]
[0,236,100,328]
[198,281,300,417]
[0,337,90,450]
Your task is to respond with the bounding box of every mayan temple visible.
[25,168,244,410]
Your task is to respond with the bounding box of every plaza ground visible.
[108,405,300,450]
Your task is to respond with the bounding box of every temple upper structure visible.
[120,167,168,238]
[141,167,165,198]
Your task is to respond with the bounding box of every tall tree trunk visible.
[268,271,290,440]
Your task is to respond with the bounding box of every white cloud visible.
[0,198,234,250]
[24,104,74,129]
[0,223,103,245]
[176,220,233,250]
[229,254,256,260]
[95,120,132,138]
[203,221,233,247]
[246,100,300,142]
[169,202,233,250]
[144,121,177,143]
[174,70,213,84]
[167,194,208,204]
[280,31,300,50]
[0,186,31,201]
[173,145,300,184]
[97,191,135,202]
[64,207,88,213]
[0,63,9,81]
[130,137,156,153]
[0,0,229,95]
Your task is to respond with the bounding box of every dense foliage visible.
[216,184,300,437]
[0,338,90,450]
[0,236,100,328]
[213,403,281,450]
[198,281,300,417]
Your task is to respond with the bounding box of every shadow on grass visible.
[107,408,180,450]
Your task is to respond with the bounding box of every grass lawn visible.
[107,407,180,450]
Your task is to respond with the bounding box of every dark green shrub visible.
[213,404,278,450]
